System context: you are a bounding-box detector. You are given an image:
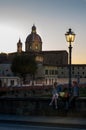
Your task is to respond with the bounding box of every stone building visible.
[20,25,68,84]
[0,25,86,85]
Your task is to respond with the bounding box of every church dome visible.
[25,25,42,52]
[25,25,42,44]
[26,32,42,44]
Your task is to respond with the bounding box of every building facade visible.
[0,25,86,85]
[44,64,86,84]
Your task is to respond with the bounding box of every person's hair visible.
[73,81,78,85]
[54,82,57,86]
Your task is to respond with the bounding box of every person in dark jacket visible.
[70,81,79,108]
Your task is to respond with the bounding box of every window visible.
[10,80,14,86]
[45,70,48,75]
[72,71,74,74]
[72,66,74,70]
[55,70,58,75]
[83,72,84,75]
[52,70,54,75]
[78,72,79,74]
[35,45,38,49]
[78,66,79,69]
[49,70,52,75]
[82,67,84,69]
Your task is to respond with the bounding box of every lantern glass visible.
[65,28,75,43]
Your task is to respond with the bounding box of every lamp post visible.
[65,28,75,94]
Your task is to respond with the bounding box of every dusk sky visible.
[0,0,86,64]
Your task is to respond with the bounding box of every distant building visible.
[0,25,86,85]
[0,76,20,87]
[45,64,86,84]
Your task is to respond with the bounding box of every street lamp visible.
[65,28,75,94]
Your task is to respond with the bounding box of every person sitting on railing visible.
[49,82,59,109]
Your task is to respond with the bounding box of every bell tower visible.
[17,38,22,53]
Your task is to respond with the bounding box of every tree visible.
[11,53,37,84]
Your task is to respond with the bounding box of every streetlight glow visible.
[65,28,75,43]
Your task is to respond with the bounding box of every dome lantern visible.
[32,24,36,33]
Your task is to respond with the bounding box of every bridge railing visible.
[0,97,86,117]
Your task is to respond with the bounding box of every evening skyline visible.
[0,0,86,64]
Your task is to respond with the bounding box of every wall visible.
[0,97,85,117]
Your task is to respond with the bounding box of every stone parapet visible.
[0,97,86,117]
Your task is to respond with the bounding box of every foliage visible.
[79,87,86,97]
[11,53,37,82]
